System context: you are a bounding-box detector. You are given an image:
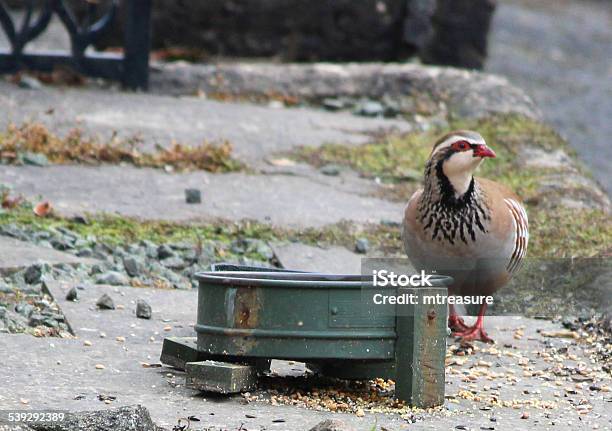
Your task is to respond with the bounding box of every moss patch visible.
[528,207,612,258]
[293,114,566,202]
[0,123,243,173]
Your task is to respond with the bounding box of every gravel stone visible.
[160,256,185,270]
[185,188,202,204]
[14,302,34,319]
[65,287,78,301]
[20,151,49,167]
[354,100,384,117]
[319,164,341,176]
[28,313,59,328]
[123,256,144,277]
[355,238,370,254]
[50,237,72,250]
[89,264,105,275]
[135,299,152,319]
[23,264,43,284]
[96,293,115,310]
[157,244,175,260]
[322,98,346,111]
[76,248,94,258]
[18,75,43,90]
[96,271,129,286]
[0,281,13,293]
[27,314,46,327]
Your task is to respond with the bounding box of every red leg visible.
[453,303,494,344]
[448,303,470,333]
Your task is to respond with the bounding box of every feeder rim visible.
[196,271,453,288]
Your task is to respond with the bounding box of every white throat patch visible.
[443,151,483,197]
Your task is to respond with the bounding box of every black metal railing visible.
[0,0,151,90]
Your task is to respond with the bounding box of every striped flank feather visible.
[504,198,529,274]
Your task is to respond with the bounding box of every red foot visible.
[448,315,470,333]
[453,325,495,344]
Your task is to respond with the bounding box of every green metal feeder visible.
[160,264,452,408]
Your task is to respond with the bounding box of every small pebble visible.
[355,238,369,254]
[96,293,115,310]
[83,340,92,346]
[185,189,202,204]
[136,299,152,319]
[319,164,342,176]
[65,287,78,301]
[95,364,105,370]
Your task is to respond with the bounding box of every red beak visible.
[473,145,496,158]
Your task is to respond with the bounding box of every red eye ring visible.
[452,140,471,151]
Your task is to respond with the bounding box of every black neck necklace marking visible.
[418,159,491,245]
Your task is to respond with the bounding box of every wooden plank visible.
[185,360,258,394]
[160,336,203,370]
[394,287,448,408]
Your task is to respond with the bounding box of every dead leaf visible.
[33,201,52,217]
[2,193,22,209]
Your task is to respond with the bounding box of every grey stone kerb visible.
[152,62,541,121]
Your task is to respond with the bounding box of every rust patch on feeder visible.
[233,287,261,329]
[228,286,261,355]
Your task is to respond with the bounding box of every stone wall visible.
[33,0,495,68]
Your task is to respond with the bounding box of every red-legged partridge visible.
[402,131,528,343]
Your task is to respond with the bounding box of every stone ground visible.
[0,272,609,431]
[487,0,612,196]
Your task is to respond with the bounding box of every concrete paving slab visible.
[0,165,404,228]
[0,235,96,273]
[272,242,363,274]
[0,81,411,168]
